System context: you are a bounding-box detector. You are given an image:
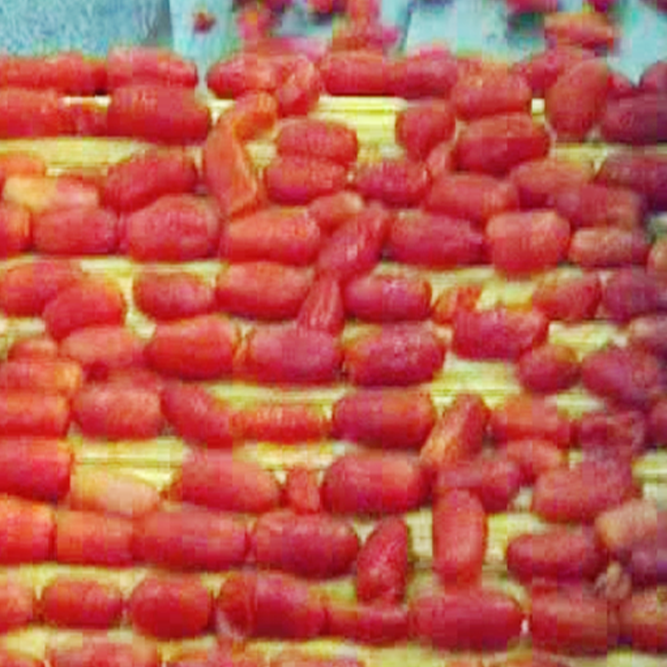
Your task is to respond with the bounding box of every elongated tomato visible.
[3,175,99,215]
[220,209,322,266]
[203,123,260,218]
[352,159,430,208]
[0,392,70,438]
[216,572,326,640]
[326,602,409,646]
[174,451,280,514]
[530,588,619,654]
[252,510,359,578]
[7,335,59,361]
[410,588,524,651]
[129,575,212,639]
[47,639,160,667]
[502,439,567,483]
[125,195,219,262]
[545,59,610,141]
[72,385,163,440]
[0,260,83,317]
[107,46,198,89]
[532,459,638,523]
[578,409,647,459]
[241,325,342,385]
[453,307,548,360]
[43,279,126,341]
[356,517,408,604]
[552,183,645,230]
[206,54,279,98]
[517,344,580,394]
[276,119,358,166]
[265,157,348,205]
[322,452,429,515]
[56,510,133,566]
[388,48,459,99]
[602,268,664,322]
[107,85,210,144]
[490,395,573,447]
[421,394,489,470]
[60,326,145,380]
[68,467,160,518]
[135,508,248,570]
[532,271,602,322]
[0,202,30,257]
[509,157,594,209]
[435,458,523,513]
[307,191,364,234]
[161,383,233,448]
[231,402,330,443]
[216,262,312,320]
[41,577,124,629]
[395,101,456,160]
[387,214,485,268]
[133,270,214,321]
[146,316,238,380]
[317,204,390,281]
[629,315,667,357]
[320,51,389,96]
[507,527,606,582]
[581,346,664,409]
[344,273,431,322]
[103,149,198,213]
[456,113,550,175]
[595,499,659,561]
[600,94,667,145]
[486,210,571,275]
[0,89,69,138]
[597,151,667,211]
[544,11,617,51]
[433,490,487,586]
[333,389,436,450]
[218,91,278,142]
[451,71,532,120]
[297,276,345,335]
[569,228,650,267]
[33,206,118,255]
[0,360,83,398]
[0,496,54,563]
[0,438,71,502]
[425,174,519,226]
[0,579,34,633]
[620,589,667,653]
[284,466,321,514]
[344,325,445,387]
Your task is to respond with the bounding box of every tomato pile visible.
[0,41,666,667]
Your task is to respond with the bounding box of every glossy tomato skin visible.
[425,173,519,226]
[409,588,524,651]
[507,527,606,582]
[486,210,571,275]
[452,307,549,361]
[216,571,327,640]
[532,272,602,322]
[128,575,212,639]
[455,113,550,175]
[206,54,279,98]
[216,262,312,321]
[297,277,345,335]
[395,101,456,161]
[322,453,429,515]
[333,389,436,450]
[451,71,532,120]
[326,602,409,646]
[433,490,487,586]
[356,517,409,604]
[420,393,489,470]
[107,85,210,144]
[532,459,638,523]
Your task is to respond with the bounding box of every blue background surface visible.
[0,0,665,83]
